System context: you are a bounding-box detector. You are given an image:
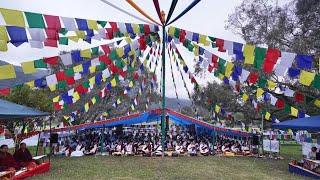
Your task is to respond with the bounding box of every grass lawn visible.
[26,144,309,180]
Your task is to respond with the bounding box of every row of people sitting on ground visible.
[52,130,252,157]
[0,143,37,177]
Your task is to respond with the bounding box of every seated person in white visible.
[152,141,163,156]
[85,142,97,155]
[187,141,197,156]
[199,142,209,156]
[112,142,124,156]
[221,143,230,153]
[142,142,152,156]
[231,144,240,153]
[125,142,134,156]
[58,143,70,156]
[308,147,317,159]
[71,142,84,157]
[242,143,250,155]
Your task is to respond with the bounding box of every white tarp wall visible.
[263,139,280,153]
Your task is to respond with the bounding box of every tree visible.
[0,87,54,146]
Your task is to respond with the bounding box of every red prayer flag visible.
[294,92,305,102]
[100,45,111,54]
[44,39,58,47]
[44,15,61,30]
[99,55,112,65]
[180,29,186,44]
[215,38,226,52]
[105,28,114,39]
[249,73,259,84]
[276,99,284,109]
[54,102,61,110]
[109,22,118,33]
[66,76,75,85]
[56,71,66,81]
[236,84,240,92]
[0,88,10,95]
[265,48,280,64]
[104,88,109,95]
[263,61,275,73]
[45,29,59,40]
[138,36,147,50]
[109,64,118,74]
[257,104,261,112]
[143,24,150,35]
[212,54,218,63]
[44,56,59,65]
[208,64,214,73]
[75,84,85,94]
[134,72,139,80]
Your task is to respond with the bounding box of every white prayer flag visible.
[46,74,58,86]
[60,53,73,66]
[61,17,77,31]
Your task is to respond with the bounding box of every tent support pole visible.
[101,125,105,155]
[161,25,166,158]
[261,115,264,155]
[35,132,41,156]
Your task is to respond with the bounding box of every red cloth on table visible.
[11,162,50,180]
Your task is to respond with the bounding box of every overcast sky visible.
[0,0,246,99]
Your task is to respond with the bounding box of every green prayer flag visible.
[82,81,90,88]
[65,68,75,77]
[174,28,180,38]
[98,62,106,70]
[58,28,68,35]
[57,80,67,88]
[305,95,315,104]
[208,36,216,42]
[146,54,150,60]
[313,74,320,90]
[258,77,267,88]
[214,70,219,77]
[24,12,46,28]
[59,37,68,45]
[127,66,133,73]
[211,42,216,48]
[254,47,267,69]
[115,60,124,69]
[188,43,194,52]
[184,39,191,48]
[261,109,266,116]
[145,36,152,46]
[139,24,145,33]
[250,84,258,90]
[97,21,108,27]
[108,50,117,60]
[63,103,69,110]
[34,59,47,68]
[91,47,99,56]
[283,104,291,113]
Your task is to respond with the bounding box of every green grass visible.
[27,144,309,180]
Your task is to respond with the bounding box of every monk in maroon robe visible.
[0,144,20,176]
[13,143,36,170]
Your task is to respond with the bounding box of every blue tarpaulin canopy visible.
[271,115,320,131]
[0,99,50,120]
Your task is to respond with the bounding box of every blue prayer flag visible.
[71,51,84,63]
[288,68,301,79]
[75,18,89,30]
[6,26,28,47]
[297,54,313,69]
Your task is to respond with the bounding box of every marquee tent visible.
[0,99,50,120]
[43,109,251,137]
[271,115,320,131]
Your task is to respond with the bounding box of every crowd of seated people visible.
[0,143,37,177]
[52,129,253,157]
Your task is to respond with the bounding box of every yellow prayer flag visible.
[117,98,121,104]
[21,61,38,74]
[242,93,249,102]
[256,88,264,97]
[73,64,83,72]
[84,103,89,112]
[0,8,25,27]
[265,112,271,120]
[111,78,117,87]
[0,26,9,41]
[49,84,56,91]
[291,107,298,117]
[52,96,59,103]
[299,70,315,86]
[0,40,8,52]
[89,66,96,74]
[125,37,132,44]
[87,20,98,31]
[102,74,107,82]
[67,36,79,42]
[314,100,320,108]
[194,44,199,56]
[75,30,86,39]
[0,64,16,80]
[199,34,207,45]
[128,49,135,56]
[218,73,224,80]
[132,24,139,33]
[89,77,95,85]
[215,105,220,113]
[131,105,135,111]
[25,81,35,88]
[129,81,133,87]
[63,116,69,120]
[168,27,174,37]
[267,80,277,89]
[243,44,255,64]
[73,92,80,101]
[225,62,234,78]
[91,97,96,105]
[102,112,108,116]
[80,49,91,58]
[116,47,124,57]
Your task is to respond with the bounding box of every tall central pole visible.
[161,25,166,157]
